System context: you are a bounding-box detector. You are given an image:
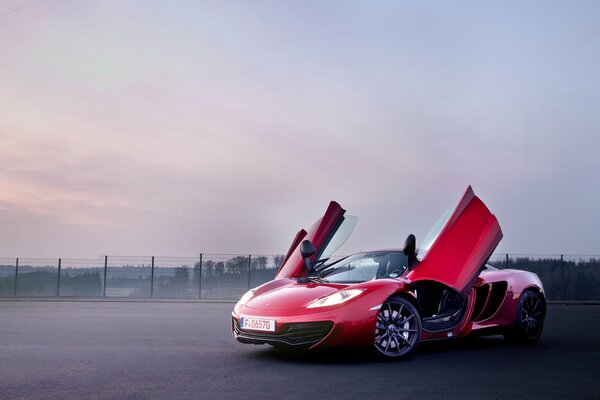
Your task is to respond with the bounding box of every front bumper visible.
[232,317,334,348]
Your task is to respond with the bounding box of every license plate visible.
[240,317,276,332]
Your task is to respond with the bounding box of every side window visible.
[418,209,451,259]
[318,215,358,260]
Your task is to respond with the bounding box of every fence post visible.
[505,253,509,269]
[103,255,108,297]
[13,257,19,297]
[198,253,203,299]
[248,254,252,289]
[56,258,62,297]
[560,254,564,299]
[150,256,155,298]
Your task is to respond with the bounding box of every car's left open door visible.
[275,201,357,279]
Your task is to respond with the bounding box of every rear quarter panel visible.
[466,269,545,335]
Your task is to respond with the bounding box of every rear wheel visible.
[504,290,545,343]
[373,297,422,359]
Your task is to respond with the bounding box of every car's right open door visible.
[407,186,503,295]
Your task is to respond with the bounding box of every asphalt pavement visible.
[0,301,598,400]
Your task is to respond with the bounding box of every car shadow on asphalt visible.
[418,335,508,354]
[241,335,520,365]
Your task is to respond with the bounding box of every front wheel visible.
[374,297,422,359]
[503,290,545,343]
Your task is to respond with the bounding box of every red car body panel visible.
[234,278,413,347]
[407,186,503,293]
[232,187,546,353]
[232,267,544,346]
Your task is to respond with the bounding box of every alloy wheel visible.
[519,291,544,340]
[374,298,421,358]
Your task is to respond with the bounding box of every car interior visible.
[415,280,468,332]
[403,233,469,332]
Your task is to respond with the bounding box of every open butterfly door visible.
[407,186,503,294]
[275,201,356,279]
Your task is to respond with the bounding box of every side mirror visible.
[403,234,416,259]
[300,240,316,258]
[300,240,316,273]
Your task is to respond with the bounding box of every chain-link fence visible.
[0,254,285,300]
[0,253,598,300]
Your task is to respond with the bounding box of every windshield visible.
[319,251,408,283]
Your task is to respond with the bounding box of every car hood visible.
[245,281,349,310]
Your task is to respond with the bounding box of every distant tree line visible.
[498,257,600,301]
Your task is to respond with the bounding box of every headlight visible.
[238,288,256,305]
[306,289,364,308]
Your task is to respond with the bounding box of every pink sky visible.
[1,1,599,257]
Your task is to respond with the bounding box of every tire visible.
[503,290,545,344]
[373,297,422,359]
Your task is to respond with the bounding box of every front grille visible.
[232,318,333,347]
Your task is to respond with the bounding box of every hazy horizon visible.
[1,1,599,258]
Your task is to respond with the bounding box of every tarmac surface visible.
[0,301,598,400]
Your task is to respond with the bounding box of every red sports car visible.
[232,186,546,359]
